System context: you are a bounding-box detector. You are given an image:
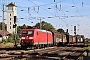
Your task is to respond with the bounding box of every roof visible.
[0,30,11,36]
[6,2,16,7]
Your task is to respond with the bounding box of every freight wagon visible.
[52,32,67,46]
[52,32,62,46]
[69,35,73,44]
[73,36,76,43]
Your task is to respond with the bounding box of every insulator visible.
[60,4,61,10]
[82,2,83,7]
[54,0,55,2]
[37,6,39,13]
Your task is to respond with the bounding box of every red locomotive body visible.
[20,28,53,47]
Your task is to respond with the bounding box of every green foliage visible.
[80,35,84,38]
[17,24,27,34]
[1,34,20,43]
[0,22,2,30]
[76,34,85,38]
[57,28,65,33]
[0,22,7,30]
[16,34,20,43]
[17,26,22,34]
[22,24,27,28]
[34,21,56,32]
[1,38,7,44]
[7,34,14,42]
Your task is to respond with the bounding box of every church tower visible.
[6,2,17,34]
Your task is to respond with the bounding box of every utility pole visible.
[40,18,42,29]
[37,17,44,29]
[2,4,5,37]
[1,0,8,38]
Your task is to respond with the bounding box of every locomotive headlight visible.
[29,37,33,39]
[21,40,23,43]
[21,37,25,39]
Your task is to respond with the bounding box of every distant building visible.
[6,2,17,34]
[0,30,11,42]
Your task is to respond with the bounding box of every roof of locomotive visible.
[22,28,52,33]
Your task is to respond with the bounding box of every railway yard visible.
[0,44,89,60]
[0,0,90,60]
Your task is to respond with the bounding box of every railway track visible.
[0,46,85,60]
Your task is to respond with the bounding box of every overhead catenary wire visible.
[71,0,87,21]
[17,0,65,8]
[27,0,68,24]
[18,1,89,29]
[82,2,83,7]
[4,0,89,37]
[28,0,54,16]
[28,7,31,16]
[17,0,66,19]
[70,0,90,29]
[17,0,89,25]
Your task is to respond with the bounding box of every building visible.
[6,2,17,34]
[0,30,10,42]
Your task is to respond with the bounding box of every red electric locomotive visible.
[20,28,53,47]
[20,27,86,48]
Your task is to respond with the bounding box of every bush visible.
[1,38,7,44]
[1,34,20,43]
[7,34,14,43]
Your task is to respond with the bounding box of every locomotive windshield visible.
[22,30,34,36]
[28,30,34,35]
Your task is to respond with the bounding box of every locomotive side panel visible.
[34,29,53,45]
[47,31,53,45]
[34,30,47,45]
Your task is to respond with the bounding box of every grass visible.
[4,43,14,48]
[0,42,16,48]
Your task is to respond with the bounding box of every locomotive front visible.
[20,29,34,47]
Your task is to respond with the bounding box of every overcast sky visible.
[0,0,90,38]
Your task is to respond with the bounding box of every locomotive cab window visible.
[22,30,34,36]
[22,31,27,36]
[28,30,34,35]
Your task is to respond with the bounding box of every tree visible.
[17,24,27,34]
[22,24,27,29]
[17,26,22,34]
[76,34,84,38]
[0,22,7,30]
[0,22,2,30]
[34,21,56,32]
[57,28,65,33]
[80,35,84,38]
